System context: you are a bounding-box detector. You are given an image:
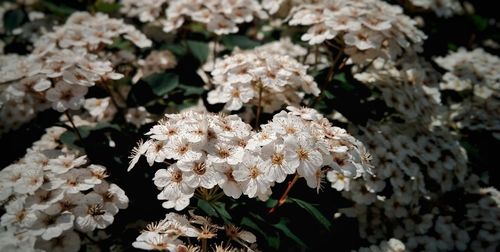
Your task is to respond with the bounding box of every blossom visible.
[73,192,115,232]
[233,153,270,198]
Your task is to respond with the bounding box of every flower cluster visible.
[0,11,150,133]
[138,50,178,79]
[408,0,464,17]
[353,53,442,121]
[435,48,500,133]
[287,0,426,63]
[129,108,373,210]
[0,126,129,252]
[120,0,169,22]
[133,211,258,251]
[356,238,405,252]
[161,0,268,35]
[208,47,319,112]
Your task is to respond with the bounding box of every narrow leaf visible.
[197,199,217,217]
[273,219,308,248]
[288,198,331,230]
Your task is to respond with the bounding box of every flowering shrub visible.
[1,0,499,251]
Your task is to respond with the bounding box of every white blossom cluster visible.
[287,0,426,64]
[160,0,268,35]
[207,48,319,112]
[128,108,373,210]
[408,0,463,17]
[356,238,406,252]
[353,54,442,121]
[434,48,500,133]
[133,211,258,251]
[120,0,169,23]
[337,121,499,251]
[138,50,178,79]
[0,11,151,133]
[0,126,129,252]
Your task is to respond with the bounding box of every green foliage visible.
[144,72,180,97]
[187,40,209,63]
[93,0,121,13]
[287,198,332,231]
[3,9,25,31]
[221,34,260,50]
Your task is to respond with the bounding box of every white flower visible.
[154,165,194,201]
[25,189,64,211]
[233,153,270,198]
[1,197,37,228]
[132,231,181,251]
[30,211,74,240]
[48,154,87,174]
[261,141,297,183]
[93,181,129,213]
[34,230,81,252]
[214,163,243,199]
[45,81,88,112]
[73,192,115,232]
[177,157,217,189]
[161,193,193,211]
[284,136,323,178]
[326,170,350,191]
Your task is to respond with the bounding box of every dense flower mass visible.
[0,11,151,133]
[287,0,426,63]
[129,108,373,209]
[435,48,500,133]
[0,0,498,251]
[208,47,320,112]
[0,126,128,252]
[136,0,270,35]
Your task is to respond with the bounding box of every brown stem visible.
[201,238,208,252]
[255,82,263,128]
[64,111,83,144]
[268,173,300,214]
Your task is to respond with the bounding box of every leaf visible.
[197,199,217,217]
[164,44,187,56]
[212,202,232,222]
[471,15,488,31]
[178,84,205,96]
[59,126,91,150]
[108,38,133,51]
[222,35,260,50]
[241,217,267,238]
[94,0,121,13]
[145,72,179,96]
[273,218,308,248]
[41,0,76,17]
[187,40,209,63]
[3,10,25,31]
[288,198,331,231]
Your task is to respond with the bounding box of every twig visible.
[268,173,300,214]
[64,111,83,144]
[255,82,263,128]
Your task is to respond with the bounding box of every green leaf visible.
[59,126,91,150]
[164,44,187,56]
[324,90,335,99]
[108,38,133,51]
[187,40,209,63]
[41,0,76,16]
[333,72,347,83]
[145,72,179,96]
[241,217,267,238]
[212,202,232,222]
[268,235,280,250]
[221,35,260,50]
[288,198,331,231]
[94,0,121,13]
[4,10,25,31]
[197,199,217,217]
[178,84,205,96]
[471,15,488,31]
[273,219,308,248]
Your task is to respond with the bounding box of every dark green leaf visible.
[471,15,488,31]
[241,217,267,238]
[324,90,335,99]
[273,219,308,248]
[187,40,209,63]
[268,235,280,250]
[212,202,232,222]
[178,84,205,96]
[333,72,347,83]
[108,38,133,51]
[164,44,187,56]
[145,72,179,96]
[59,126,91,150]
[197,199,217,217]
[222,35,260,50]
[94,0,121,13]
[288,198,331,230]
[221,35,260,50]
[4,10,25,31]
[41,0,76,16]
